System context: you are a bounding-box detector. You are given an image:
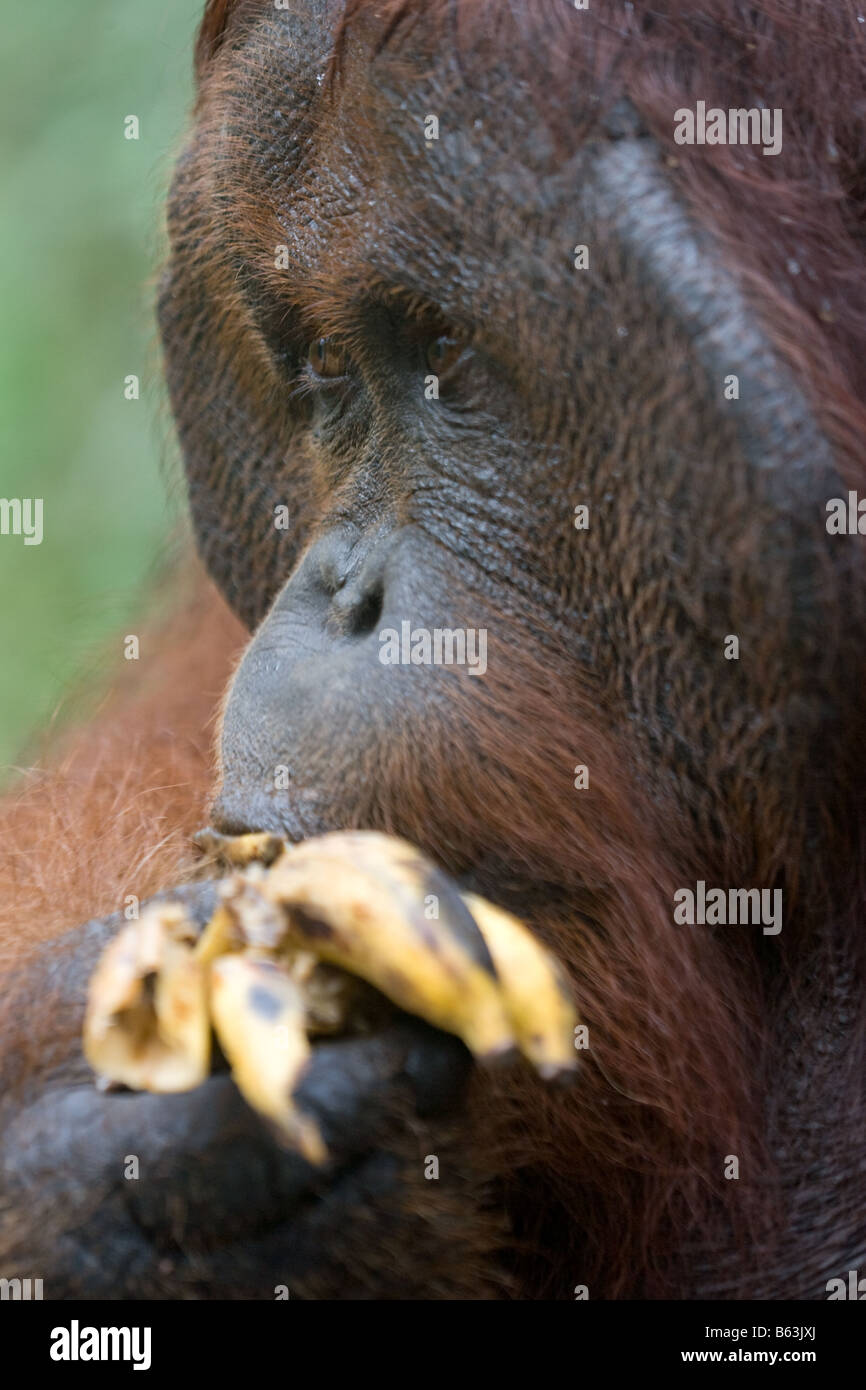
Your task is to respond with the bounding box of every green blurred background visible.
[0,0,204,776]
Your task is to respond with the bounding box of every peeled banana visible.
[258,831,516,1062]
[209,952,326,1165]
[462,892,577,1080]
[83,902,210,1093]
[193,827,286,868]
[84,829,579,1161]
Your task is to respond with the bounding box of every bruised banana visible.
[199,874,389,1035]
[85,902,336,1162]
[193,827,286,869]
[255,831,517,1061]
[462,893,577,1079]
[83,902,210,1093]
[84,829,578,1160]
[209,952,326,1164]
[251,831,577,1075]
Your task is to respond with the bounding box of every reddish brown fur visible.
[0,564,245,967]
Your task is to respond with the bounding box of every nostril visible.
[333,582,384,637]
[351,584,384,636]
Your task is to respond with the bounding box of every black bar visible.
[1,1298,856,1375]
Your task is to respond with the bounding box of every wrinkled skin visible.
[2,0,866,1299]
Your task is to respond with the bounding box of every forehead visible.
[198,0,577,333]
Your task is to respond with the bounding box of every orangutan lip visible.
[0,1009,470,1292]
[208,796,325,844]
[126,1124,395,1261]
[0,1072,406,1272]
[127,1148,407,1298]
[195,816,516,919]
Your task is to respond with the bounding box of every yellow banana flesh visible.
[194,903,243,966]
[259,831,516,1062]
[198,877,390,1036]
[209,952,326,1164]
[84,829,579,1159]
[193,827,286,868]
[461,892,578,1079]
[207,874,286,953]
[83,903,210,1093]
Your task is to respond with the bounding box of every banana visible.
[193,827,286,868]
[84,830,578,1154]
[209,952,326,1164]
[286,952,390,1036]
[195,874,286,962]
[83,903,210,1093]
[193,902,243,966]
[461,893,578,1079]
[259,831,516,1062]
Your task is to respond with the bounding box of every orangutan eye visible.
[308,336,349,378]
[425,334,465,375]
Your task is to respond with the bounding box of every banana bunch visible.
[84,830,578,1162]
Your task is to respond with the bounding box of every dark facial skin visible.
[163,2,859,867]
[2,1,865,1298]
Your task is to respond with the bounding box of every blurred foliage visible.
[0,0,203,774]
